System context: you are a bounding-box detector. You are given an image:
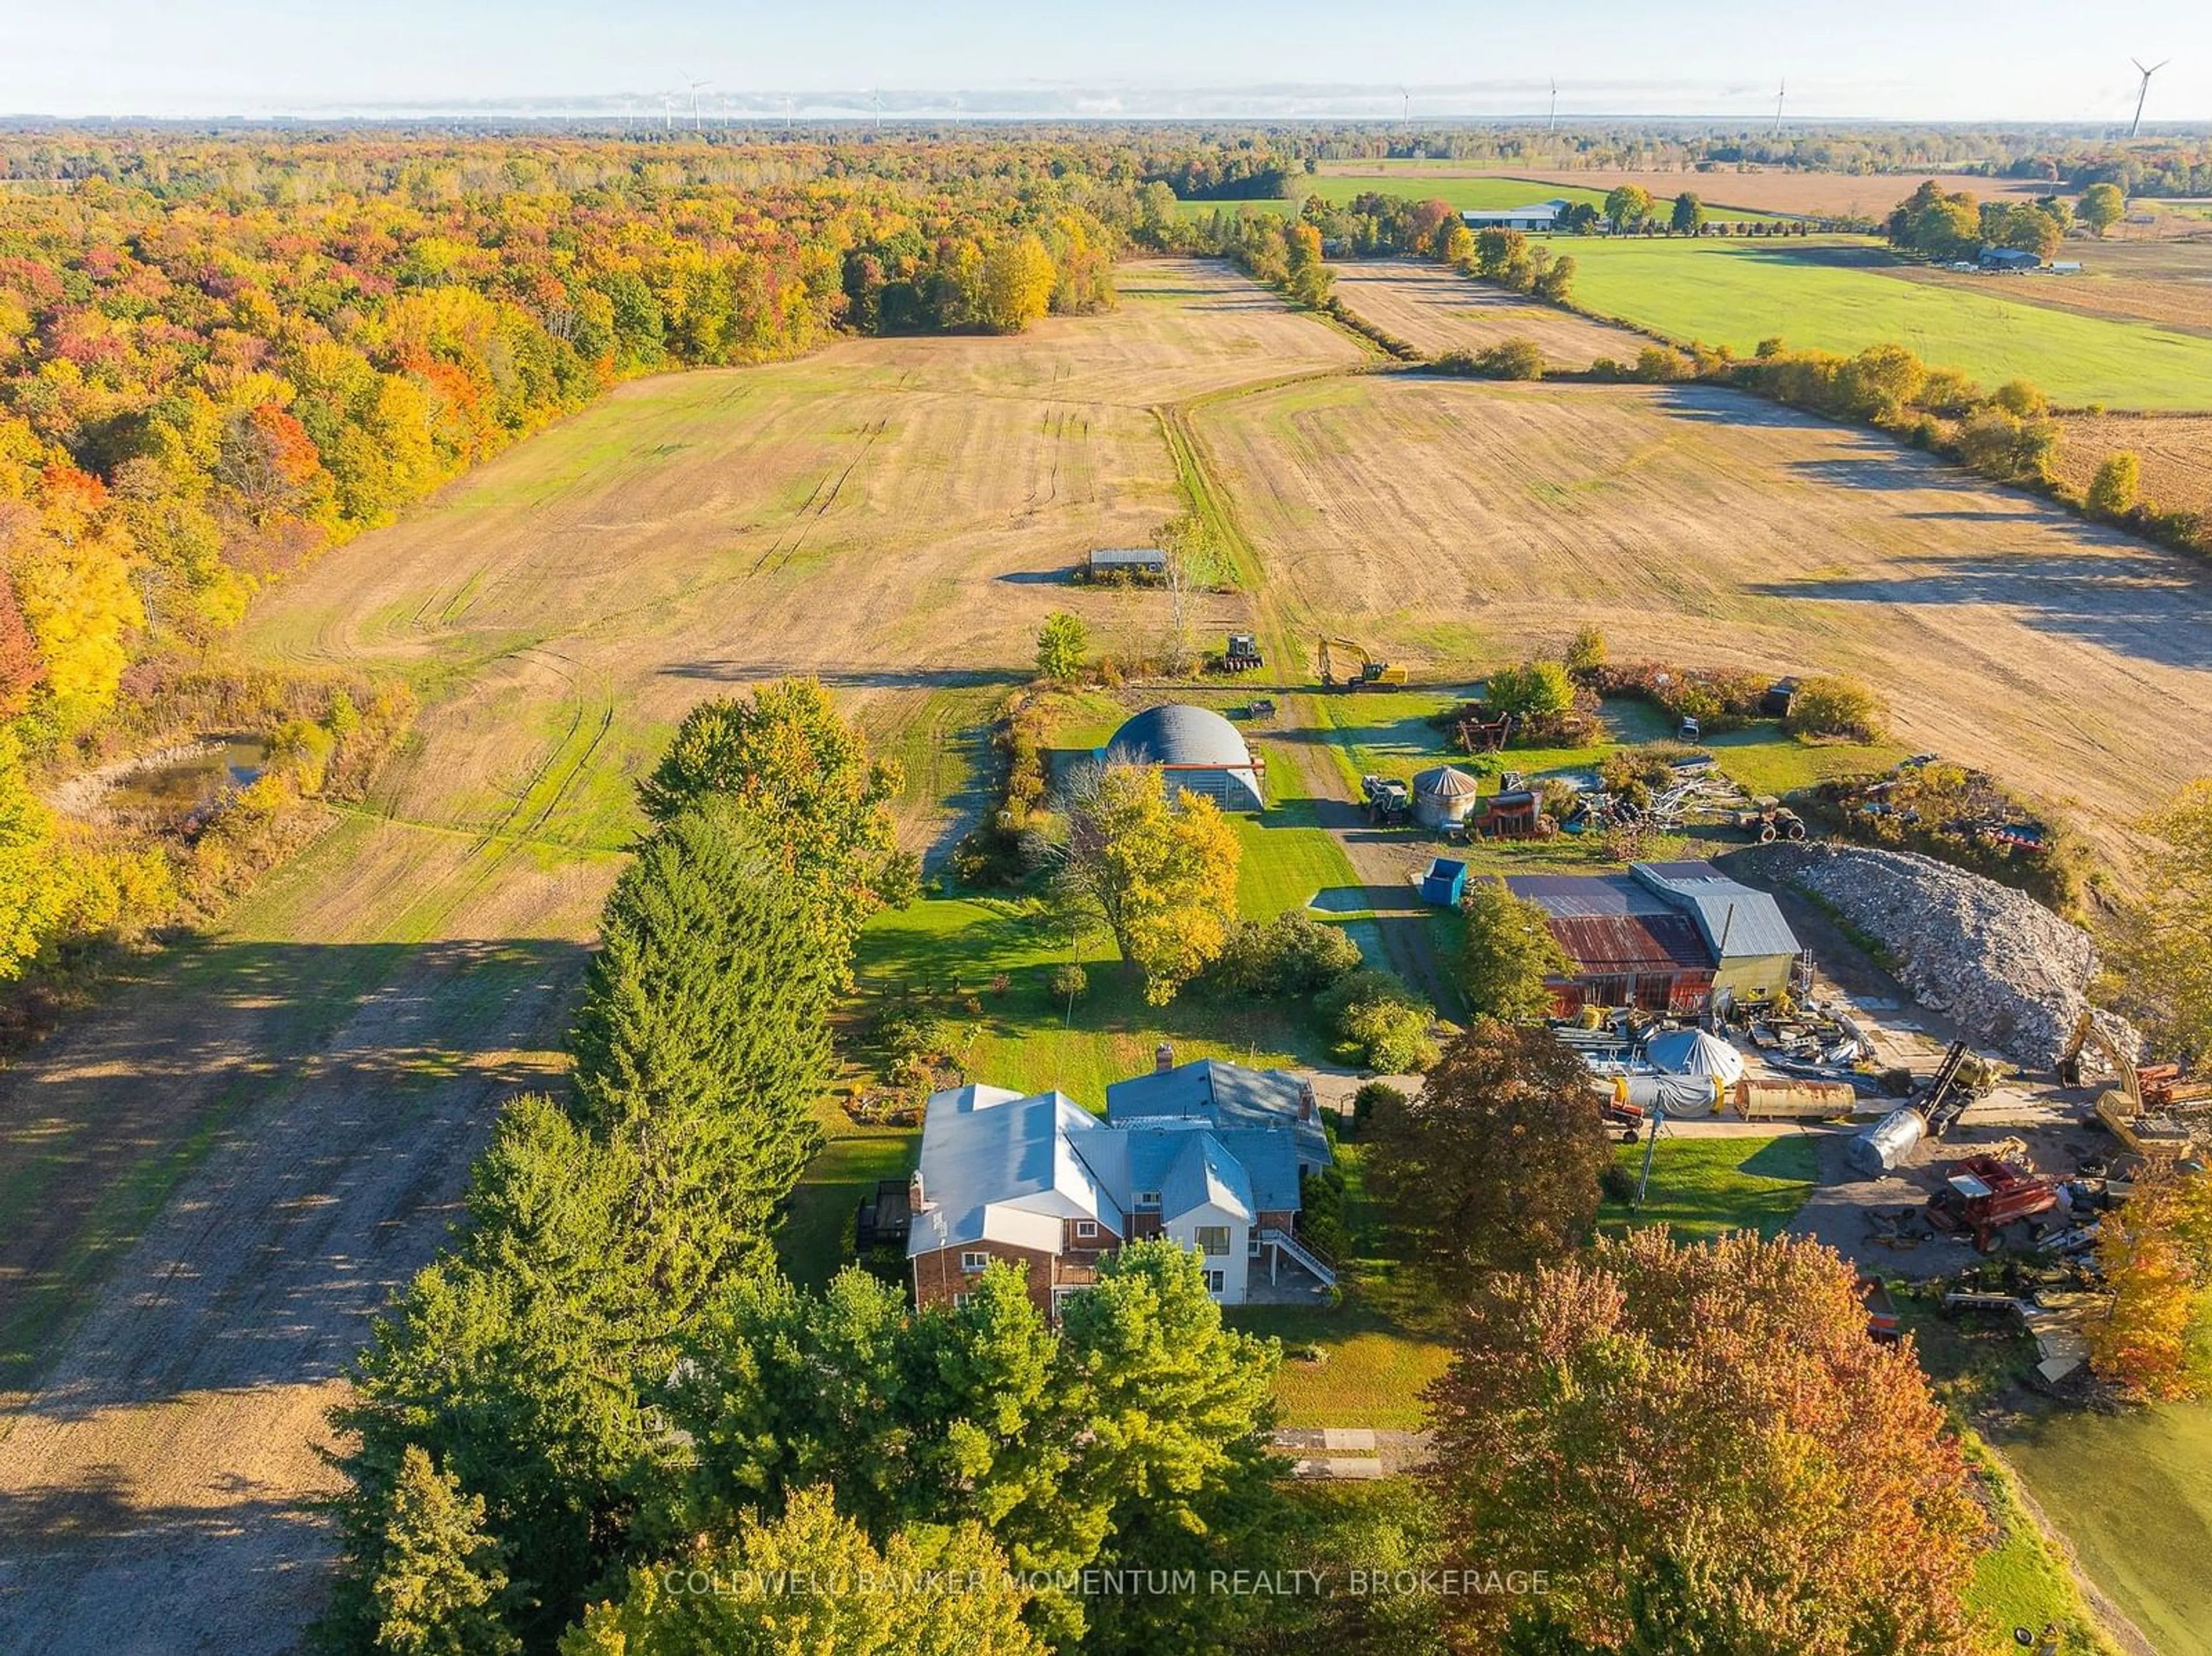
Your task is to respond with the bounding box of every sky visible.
[1,0,2206,125]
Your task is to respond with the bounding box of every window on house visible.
[1194,1225,1230,1256]
[1205,1270,1225,1294]
[1248,1232,1263,1256]
[960,1250,989,1272]
[1136,1190,1161,1210]
[953,1293,972,1309]
[1075,1220,1099,1240]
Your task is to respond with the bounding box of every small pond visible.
[107,736,271,813]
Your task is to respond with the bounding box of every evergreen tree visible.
[363,1446,522,1656]
[635,679,900,972]
[568,803,837,1284]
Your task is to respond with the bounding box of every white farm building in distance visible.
[1460,198,1568,231]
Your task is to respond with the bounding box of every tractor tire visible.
[1975,1228,2003,1255]
[1759,824,1777,844]
[1783,819,1807,841]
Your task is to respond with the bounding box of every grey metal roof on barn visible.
[1089,547,1167,567]
[908,1084,1119,1253]
[1108,704,1255,771]
[1631,862,1802,961]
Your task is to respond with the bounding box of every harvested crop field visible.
[1330,259,1649,367]
[1196,376,2212,870]
[2052,412,2212,518]
[1891,237,2212,338]
[0,260,1354,1655]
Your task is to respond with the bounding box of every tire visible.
[1975,1229,2002,1255]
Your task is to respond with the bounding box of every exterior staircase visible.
[1259,1226,1337,1289]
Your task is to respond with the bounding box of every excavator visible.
[1317,636,1407,689]
[2057,1010,2211,1159]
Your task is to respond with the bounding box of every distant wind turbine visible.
[2129,58,2170,137]
[872,87,882,131]
[1772,78,1786,138]
[1548,78,1558,132]
[785,93,795,135]
[1400,86,1410,124]
[686,77,710,136]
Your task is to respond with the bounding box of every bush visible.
[1351,1079,1406,1136]
[1344,999,1440,1074]
[1298,1165,1349,1260]
[1483,660,1575,719]
[1209,910,1362,998]
[1563,626,1608,674]
[1048,962,1088,1001]
[2086,452,2141,520]
[1318,969,1439,1073]
[1784,675,1888,742]
[1599,1159,1639,1204]
[1634,346,1694,383]
[1036,612,1088,681]
[1475,338,1544,380]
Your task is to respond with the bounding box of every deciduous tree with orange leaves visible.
[1425,1227,1984,1655]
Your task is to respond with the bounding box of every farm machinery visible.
[1732,798,1808,843]
[1317,636,1406,689]
[1925,1155,2062,1253]
[1219,632,1264,673]
[2058,1010,2212,1161]
[1359,774,1411,825]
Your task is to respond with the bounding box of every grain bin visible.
[1411,765,1481,830]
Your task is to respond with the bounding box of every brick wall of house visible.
[911,1240,1062,1313]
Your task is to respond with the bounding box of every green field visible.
[1177,174,1784,225]
[1998,1401,2212,1656]
[1556,237,2212,409]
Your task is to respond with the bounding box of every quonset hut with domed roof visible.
[1102,703,1266,812]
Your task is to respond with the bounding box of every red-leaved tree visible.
[1426,1227,1983,1655]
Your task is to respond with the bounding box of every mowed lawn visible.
[1559,237,2212,409]
[1601,1134,1820,1241]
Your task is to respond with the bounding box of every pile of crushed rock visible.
[1736,842,2139,1071]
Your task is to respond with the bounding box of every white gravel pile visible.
[1741,842,2139,1070]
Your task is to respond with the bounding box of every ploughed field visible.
[1194,373,2212,871]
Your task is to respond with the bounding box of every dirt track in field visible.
[0,262,1359,1655]
[1330,260,1649,368]
[1196,376,2212,870]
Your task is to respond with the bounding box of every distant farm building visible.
[1460,199,1568,231]
[1105,703,1266,812]
[1978,247,2041,271]
[1506,859,1803,1016]
[1084,547,1167,582]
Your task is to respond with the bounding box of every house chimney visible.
[908,1170,930,1213]
[1155,1043,1175,1073]
[1299,1083,1315,1123]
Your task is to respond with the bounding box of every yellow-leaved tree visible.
[0,729,68,980]
[978,233,1056,334]
[5,472,145,733]
[2088,1163,2212,1400]
[1054,761,1241,1005]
